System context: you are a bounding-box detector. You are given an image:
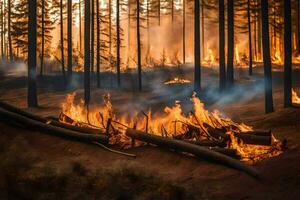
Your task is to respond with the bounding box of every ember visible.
[292,89,300,104]
[164,77,191,85]
[60,93,282,162]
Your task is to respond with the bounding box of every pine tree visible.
[227,0,234,88]
[194,0,201,92]
[219,0,226,91]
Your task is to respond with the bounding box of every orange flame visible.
[292,89,300,104]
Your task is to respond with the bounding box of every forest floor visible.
[0,64,300,199]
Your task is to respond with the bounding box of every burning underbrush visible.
[164,77,191,85]
[292,89,300,104]
[60,93,283,163]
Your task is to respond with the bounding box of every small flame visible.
[164,77,191,85]
[292,89,300,104]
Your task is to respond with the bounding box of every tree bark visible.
[96,0,101,88]
[60,0,66,79]
[84,0,91,105]
[40,0,45,76]
[201,0,204,60]
[247,0,253,76]
[28,0,38,107]
[194,0,201,92]
[182,0,186,64]
[116,0,121,88]
[1,2,4,58]
[91,0,95,73]
[7,0,12,62]
[284,0,292,107]
[219,0,226,91]
[137,0,142,91]
[227,0,234,87]
[261,0,274,113]
[67,0,72,77]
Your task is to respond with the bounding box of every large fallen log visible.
[183,139,226,148]
[126,128,259,178]
[204,123,272,146]
[0,108,109,144]
[0,101,106,135]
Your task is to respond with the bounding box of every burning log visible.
[204,123,272,146]
[125,128,259,178]
[0,101,106,135]
[0,108,109,144]
[183,139,226,148]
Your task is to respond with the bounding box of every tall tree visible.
[201,0,204,60]
[247,0,253,76]
[96,0,100,87]
[116,0,121,88]
[219,0,226,91]
[91,0,95,73]
[297,0,300,52]
[194,0,201,92]
[84,0,90,105]
[137,0,142,91]
[227,0,234,87]
[40,0,45,75]
[284,0,292,107]
[182,0,185,63]
[158,0,160,26]
[67,0,72,77]
[28,0,38,107]
[261,0,274,113]
[8,0,12,62]
[1,2,4,58]
[60,0,66,78]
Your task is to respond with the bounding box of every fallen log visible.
[204,123,272,146]
[209,147,241,159]
[0,108,109,144]
[0,101,105,135]
[126,128,259,178]
[183,139,226,148]
[242,130,272,137]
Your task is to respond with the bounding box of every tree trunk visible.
[79,0,82,52]
[158,0,160,26]
[201,0,204,60]
[108,0,112,70]
[116,0,121,88]
[247,0,253,76]
[182,0,186,64]
[67,0,72,78]
[284,0,292,107]
[1,2,4,58]
[7,0,12,62]
[137,0,142,91]
[219,0,226,91]
[261,0,274,113]
[60,0,66,79]
[84,0,91,105]
[28,0,38,107]
[91,0,95,73]
[257,0,262,60]
[298,0,300,52]
[194,0,201,92]
[227,0,234,87]
[96,0,100,88]
[127,0,131,68]
[147,0,150,55]
[40,0,45,76]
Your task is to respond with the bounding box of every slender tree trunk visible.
[171,0,174,22]
[258,0,262,60]
[60,0,66,78]
[261,0,274,113]
[158,0,160,26]
[7,0,12,62]
[67,0,72,78]
[194,0,201,92]
[284,0,292,107]
[1,2,4,59]
[79,0,82,53]
[182,0,185,63]
[247,0,253,75]
[254,5,257,60]
[108,0,112,68]
[91,0,94,73]
[147,0,150,55]
[96,0,100,87]
[227,0,234,87]
[137,0,142,91]
[127,0,131,68]
[201,0,204,60]
[40,0,45,76]
[297,0,300,52]
[28,0,38,107]
[219,0,226,91]
[84,0,91,105]
[116,0,120,88]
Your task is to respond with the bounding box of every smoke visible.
[0,60,27,77]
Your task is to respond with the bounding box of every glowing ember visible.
[203,48,215,66]
[292,89,300,104]
[60,93,282,161]
[164,77,191,85]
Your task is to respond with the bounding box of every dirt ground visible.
[0,65,300,199]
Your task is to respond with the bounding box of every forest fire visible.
[164,77,191,85]
[60,93,282,162]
